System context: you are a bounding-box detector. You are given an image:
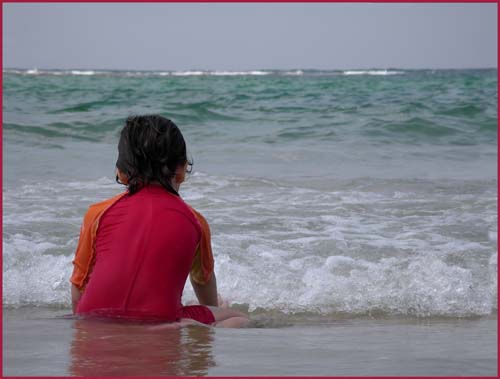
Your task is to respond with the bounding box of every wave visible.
[70,70,96,76]
[4,68,107,77]
[3,122,101,142]
[4,119,123,142]
[283,70,304,76]
[5,68,403,78]
[363,117,461,140]
[3,175,497,317]
[171,70,205,76]
[4,68,497,79]
[211,70,270,76]
[343,69,404,76]
[437,104,484,117]
[3,69,276,77]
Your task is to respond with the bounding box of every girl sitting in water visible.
[70,115,249,328]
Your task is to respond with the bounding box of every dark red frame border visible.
[0,1,497,379]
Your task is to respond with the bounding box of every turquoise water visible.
[2,68,498,318]
[4,69,497,181]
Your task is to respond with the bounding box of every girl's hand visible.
[218,294,229,308]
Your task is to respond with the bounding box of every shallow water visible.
[3,307,497,376]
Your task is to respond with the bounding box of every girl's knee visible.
[215,316,250,328]
[207,306,248,323]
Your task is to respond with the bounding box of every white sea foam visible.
[3,69,24,74]
[343,70,404,76]
[3,175,497,316]
[171,71,205,76]
[169,70,272,76]
[488,229,497,242]
[5,68,401,78]
[70,70,96,76]
[5,69,282,77]
[211,70,270,76]
[283,70,304,76]
[8,69,103,77]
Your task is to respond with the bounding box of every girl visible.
[70,115,248,328]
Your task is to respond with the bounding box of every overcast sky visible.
[3,3,497,70]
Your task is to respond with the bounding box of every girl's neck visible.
[148,180,181,193]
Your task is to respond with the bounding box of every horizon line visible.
[4,66,498,71]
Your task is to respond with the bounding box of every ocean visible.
[2,68,498,375]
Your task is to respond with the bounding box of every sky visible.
[3,3,497,71]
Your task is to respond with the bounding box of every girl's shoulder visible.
[185,204,210,231]
[84,192,127,223]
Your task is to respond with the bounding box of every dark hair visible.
[116,115,191,195]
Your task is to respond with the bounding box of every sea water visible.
[2,68,498,375]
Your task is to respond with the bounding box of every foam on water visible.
[3,174,496,317]
[211,70,270,76]
[343,70,404,76]
[283,70,304,76]
[171,70,205,76]
[4,69,292,77]
[4,68,407,78]
[70,70,97,76]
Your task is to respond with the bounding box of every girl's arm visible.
[71,284,82,313]
[190,273,218,306]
